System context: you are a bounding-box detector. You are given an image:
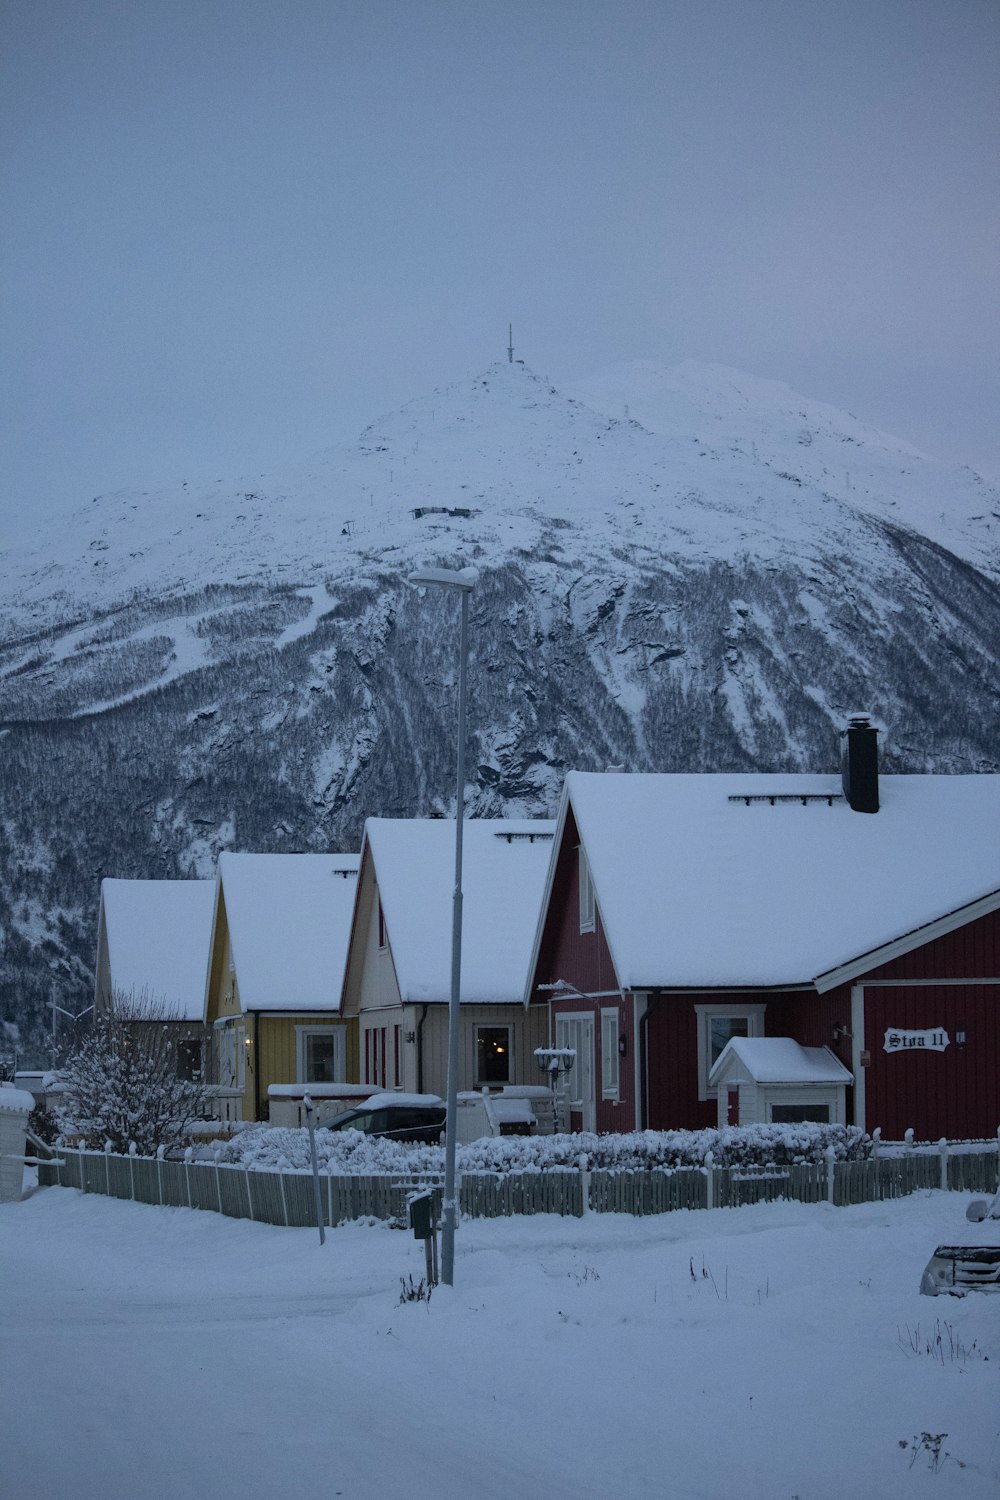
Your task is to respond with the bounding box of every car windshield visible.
[319,1108,367,1131]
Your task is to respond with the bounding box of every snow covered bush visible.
[216,1121,871,1175]
[56,992,211,1155]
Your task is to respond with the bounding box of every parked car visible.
[317,1092,446,1145]
[920,1194,1000,1295]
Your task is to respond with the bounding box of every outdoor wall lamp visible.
[618,1034,628,1057]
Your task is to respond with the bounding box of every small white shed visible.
[0,1085,35,1203]
[708,1037,853,1128]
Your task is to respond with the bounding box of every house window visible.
[578,847,595,933]
[176,1039,203,1081]
[476,1026,512,1086]
[378,899,387,950]
[296,1026,344,1085]
[695,1003,766,1101]
[601,1009,619,1099]
[770,1102,830,1124]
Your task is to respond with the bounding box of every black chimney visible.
[841,714,879,813]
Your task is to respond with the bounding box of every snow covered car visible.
[920,1194,1000,1295]
[317,1092,446,1145]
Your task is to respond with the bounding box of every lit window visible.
[476,1026,512,1086]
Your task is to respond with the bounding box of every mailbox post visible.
[409,1189,439,1286]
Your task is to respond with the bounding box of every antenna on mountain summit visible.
[507,324,514,364]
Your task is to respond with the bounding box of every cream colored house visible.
[340,819,554,1098]
[205,852,360,1121]
[94,878,217,1078]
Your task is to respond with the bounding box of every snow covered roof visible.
[562,771,1000,990]
[363,818,556,1003]
[99,878,217,1020]
[709,1038,853,1087]
[0,1085,35,1115]
[219,852,360,1013]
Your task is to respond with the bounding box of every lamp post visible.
[408,564,478,1286]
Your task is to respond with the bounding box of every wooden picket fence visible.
[37,1141,1000,1230]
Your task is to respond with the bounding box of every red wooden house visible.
[525,720,1000,1140]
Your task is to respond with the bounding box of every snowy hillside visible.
[2,359,999,1059]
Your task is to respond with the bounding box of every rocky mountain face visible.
[2,360,998,1062]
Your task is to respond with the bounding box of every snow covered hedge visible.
[215,1122,871,1176]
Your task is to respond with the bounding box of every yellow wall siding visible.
[256,1015,357,1120]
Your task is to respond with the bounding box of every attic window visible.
[493,831,555,843]
[728,793,844,808]
[579,847,595,934]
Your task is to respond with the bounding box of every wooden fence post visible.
[578,1153,590,1216]
[704,1151,714,1211]
[825,1146,836,1205]
[938,1138,949,1193]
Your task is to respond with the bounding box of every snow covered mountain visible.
[2,359,999,1060]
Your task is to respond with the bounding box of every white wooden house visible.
[340,818,555,1100]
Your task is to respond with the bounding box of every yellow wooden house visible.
[94,877,217,1077]
[204,851,360,1121]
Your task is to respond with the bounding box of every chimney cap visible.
[844,712,877,731]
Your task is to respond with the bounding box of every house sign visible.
[883,1027,949,1054]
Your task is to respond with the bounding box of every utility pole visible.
[507,324,514,363]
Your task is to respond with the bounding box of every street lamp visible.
[408,563,478,1286]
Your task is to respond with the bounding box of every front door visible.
[555,1014,596,1132]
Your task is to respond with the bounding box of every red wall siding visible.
[531,809,621,1001]
[862,907,1000,982]
[530,810,634,1129]
[645,999,710,1130]
[646,989,853,1131]
[766,988,853,1074]
[860,986,1000,1139]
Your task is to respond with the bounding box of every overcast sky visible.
[2,0,997,536]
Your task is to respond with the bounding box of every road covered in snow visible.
[2,1186,998,1499]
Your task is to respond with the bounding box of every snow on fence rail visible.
[36,1142,1000,1228]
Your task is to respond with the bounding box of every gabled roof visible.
[98,878,216,1021]
[557,771,1000,991]
[362,818,555,1003]
[709,1037,853,1087]
[219,852,359,1013]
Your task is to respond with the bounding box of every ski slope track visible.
[2,360,999,1054]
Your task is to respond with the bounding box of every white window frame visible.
[578,847,595,933]
[295,1025,345,1085]
[600,1009,620,1099]
[768,1097,832,1125]
[695,1003,766,1101]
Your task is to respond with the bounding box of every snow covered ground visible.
[2,1187,998,1499]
